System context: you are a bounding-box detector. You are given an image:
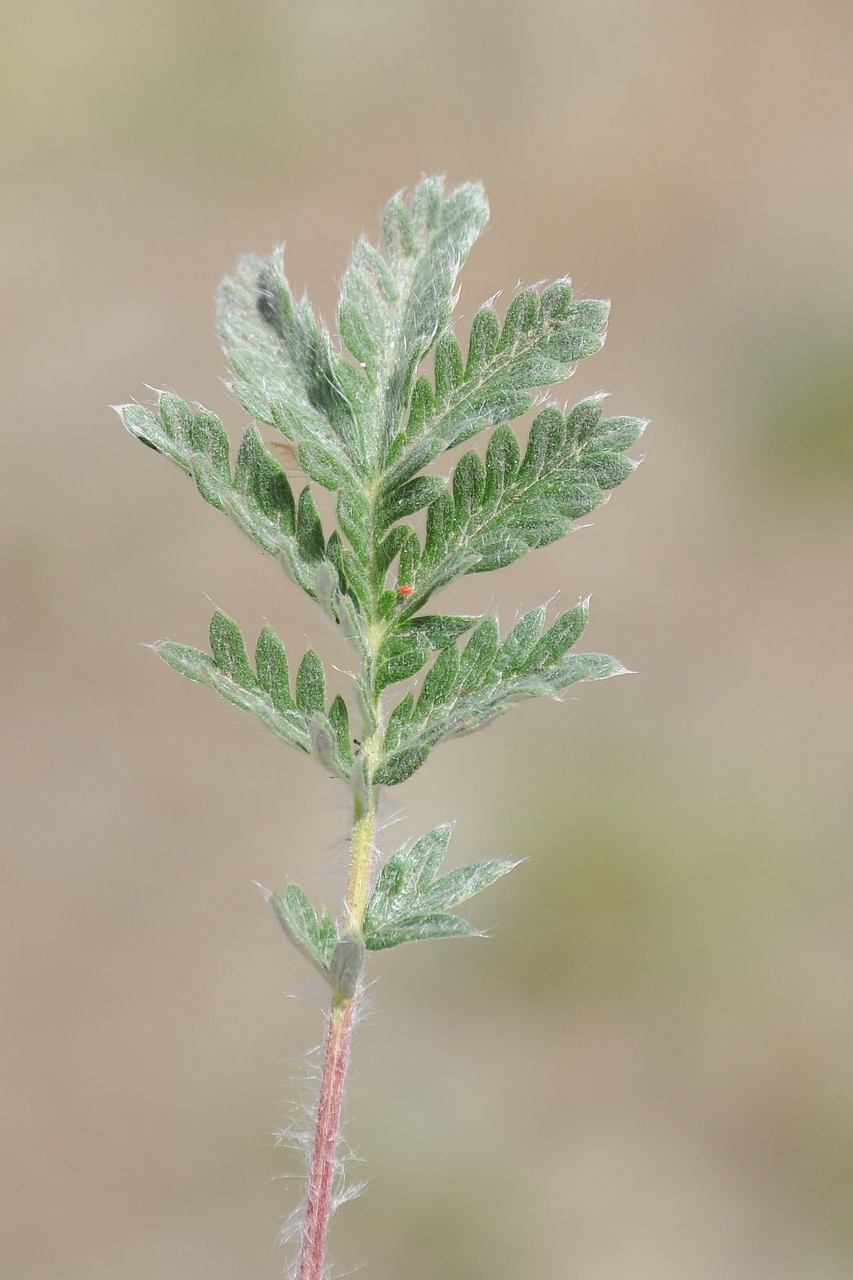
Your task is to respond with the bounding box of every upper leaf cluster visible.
[118,176,644,796]
[219,178,487,480]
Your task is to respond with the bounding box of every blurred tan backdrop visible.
[2,1,852,1277]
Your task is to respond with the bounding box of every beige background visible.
[2,1,852,1277]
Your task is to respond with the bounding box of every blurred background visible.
[2,1,852,1277]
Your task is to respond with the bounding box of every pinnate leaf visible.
[156,614,359,778]
[377,601,627,784]
[338,177,489,467]
[115,395,350,617]
[385,281,609,494]
[398,396,645,614]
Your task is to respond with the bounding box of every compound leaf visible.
[270,884,339,980]
[384,280,609,491]
[338,177,489,466]
[396,397,645,615]
[156,616,358,778]
[115,397,350,620]
[121,177,644,810]
[218,249,370,477]
[363,823,515,949]
[377,601,627,784]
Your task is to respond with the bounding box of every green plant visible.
[116,176,645,1279]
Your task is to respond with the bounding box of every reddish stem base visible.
[297,999,355,1280]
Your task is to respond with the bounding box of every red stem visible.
[297,998,355,1280]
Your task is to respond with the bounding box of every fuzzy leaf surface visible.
[218,249,369,480]
[399,399,646,614]
[338,176,489,467]
[381,282,610,503]
[363,824,515,950]
[376,602,627,785]
[120,176,646,802]
[156,612,358,778]
[115,396,352,617]
[270,884,339,980]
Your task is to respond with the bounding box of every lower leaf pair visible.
[270,825,516,987]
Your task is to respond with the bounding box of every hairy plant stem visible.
[297,785,377,1280]
[297,994,355,1280]
[345,790,379,927]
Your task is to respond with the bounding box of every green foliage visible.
[270,884,367,998]
[362,825,516,950]
[119,175,644,974]
[376,600,625,785]
[270,884,339,979]
[398,398,645,611]
[157,611,357,779]
[116,397,332,603]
